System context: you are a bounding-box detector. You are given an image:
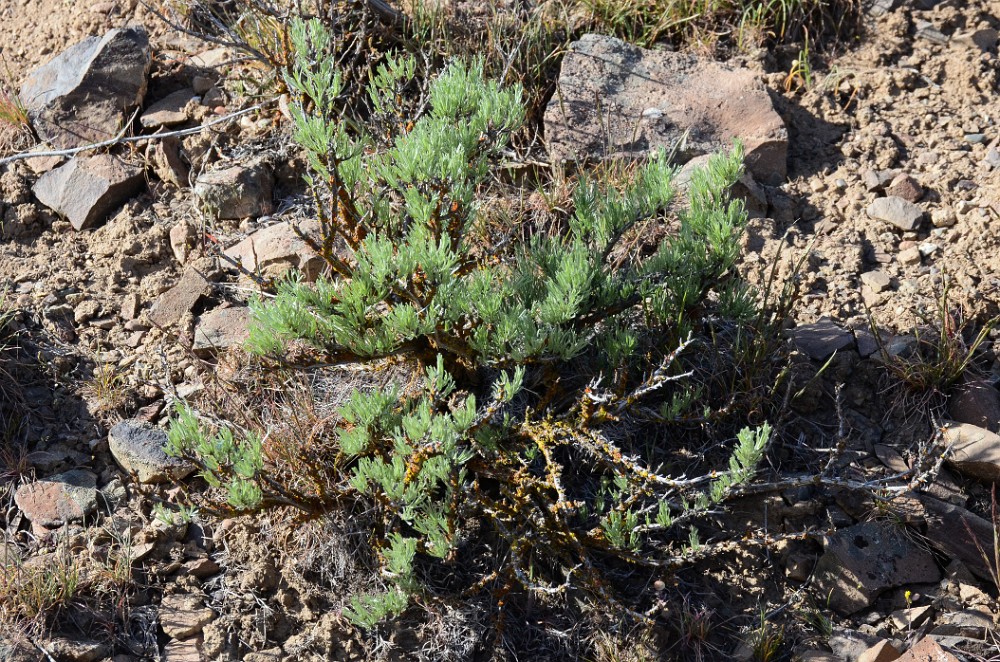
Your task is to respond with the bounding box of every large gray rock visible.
[32,154,145,230]
[866,196,925,231]
[792,318,855,360]
[223,220,324,281]
[109,419,193,484]
[813,521,940,615]
[20,27,152,149]
[194,161,274,220]
[13,469,99,527]
[544,34,788,184]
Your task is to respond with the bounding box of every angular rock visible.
[223,220,323,281]
[193,306,252,355]
[13,470,99,527]
[859,640,901,662]
[792,318,855,360]
[20,27,151,149]
[948,379,1000,433]
[867,197,924,232]
[941,422,1000,482]
[861,271,892,293]
[913,494,995,583]
[169,221,198,265]
[164,637,204,662]
[147,266,211,328]
[930,609,992,638]
[813,521,940,615]
[889,605,933,631]
[108,419,193,484]
[32,154,145,230]
[544,34,787,184]
[160,593,215,639]
[194,161,274,219]
[140,89,194,129]
[885,174,923,203]
[830,628,881,661]
[895,637,959,662]
[149,135,190,187]
[41,638,109,662]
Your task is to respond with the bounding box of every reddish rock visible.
[895,637,959,662]
[20,27,151,149]
[13,470,99,528]
[544,34,787,184]
[884,173,924,202]
[32,154,145,230]
[859,640,901,662]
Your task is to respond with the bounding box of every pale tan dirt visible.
[0,0,998,660]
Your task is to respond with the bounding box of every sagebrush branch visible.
[0,101,276,166]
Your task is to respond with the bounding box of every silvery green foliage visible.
[170,17,775,629]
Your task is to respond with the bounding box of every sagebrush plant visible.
[168,17,785,627]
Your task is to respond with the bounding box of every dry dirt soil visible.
[0,0,999,661]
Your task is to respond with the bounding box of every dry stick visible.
[0,101,275,167]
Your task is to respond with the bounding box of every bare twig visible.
[0,101,275,166]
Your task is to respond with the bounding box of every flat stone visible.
[792,318,855,360]
[867,197,924,232]
[147,265,211,328]
[20,27,151,149]
[830,628,881,661]
[194,161,274,220]
[930,609,993,638]
[543,34,787,184]
[941,422,1000,482]
[889,605,934,631]
[41,638,109,662]
[108,419,193,484]
[13,469,99,527]
[164,636,204,661]
[861,271,892,293]
[193,306,252,355]
[813,521,940,615]
[859,640,901,662]
[898,247,922,265]
[140,89,194,128]
[32,154,145,231]
[244,649,283,662]
[160,593,215,639]
[895,637,959,662]
[948,379,1000,433]
[223,220,324,281]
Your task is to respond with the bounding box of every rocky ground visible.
[0,0,999,660]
